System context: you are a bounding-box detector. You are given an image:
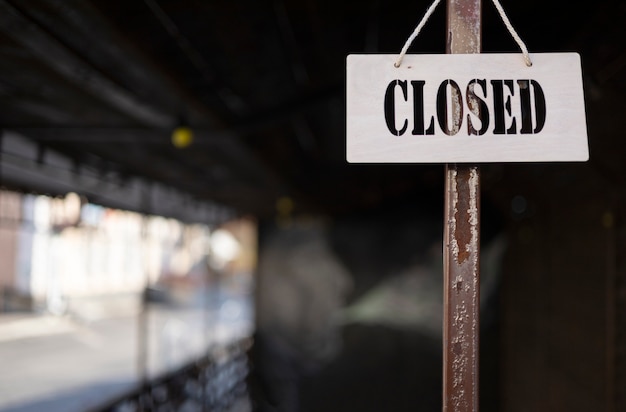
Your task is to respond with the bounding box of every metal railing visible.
[95,339,252,412]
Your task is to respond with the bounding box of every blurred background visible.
[0,0,624,411]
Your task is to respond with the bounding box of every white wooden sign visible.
[346,53,588,163]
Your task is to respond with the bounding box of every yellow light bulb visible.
[172,126,193,148]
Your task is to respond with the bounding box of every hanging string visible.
[394,0,532,68]
[394,0,442,68]
[490,0,532,66]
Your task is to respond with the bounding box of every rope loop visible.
[395,0,532,68]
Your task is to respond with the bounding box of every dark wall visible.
[488,163,623,411]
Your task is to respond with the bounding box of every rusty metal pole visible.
[443,0,481,411]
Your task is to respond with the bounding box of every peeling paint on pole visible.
[444,165,480,412]
[443,0,481,411]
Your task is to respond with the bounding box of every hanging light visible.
[171,114,193,148]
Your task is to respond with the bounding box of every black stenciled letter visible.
[531,80,546,133]
[411,80,435,135]
[518,80,532,134]
[466,79,489,135]
[436,79,463,136]
[384,80,408,136]
[518,80,547,134]
[491,79,517,134]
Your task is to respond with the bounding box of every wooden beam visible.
[0,0,172,127]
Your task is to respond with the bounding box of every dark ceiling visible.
[0,0,624,219]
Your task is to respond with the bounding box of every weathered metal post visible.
[443,0,481,411]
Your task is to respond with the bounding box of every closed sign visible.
[346,53,588,163]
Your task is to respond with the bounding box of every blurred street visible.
[0,291,253,412]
